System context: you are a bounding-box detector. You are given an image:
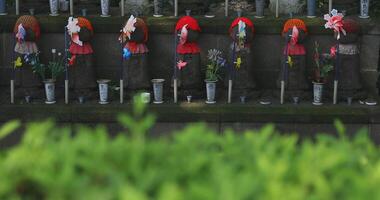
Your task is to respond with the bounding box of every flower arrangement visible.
[313,41,334,83]
[24,50,65,81]
[205,49,226,82]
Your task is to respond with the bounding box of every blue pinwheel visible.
[123,48,132,60]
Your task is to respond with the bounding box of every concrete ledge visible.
[0,15,379,35]
[0,103,376,124]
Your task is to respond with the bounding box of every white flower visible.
[208,49,222,61]
[66,17,81,36]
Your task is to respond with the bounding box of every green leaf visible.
[0,120,20,140]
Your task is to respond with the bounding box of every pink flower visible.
[177,60,187,70]
[69,55,76,66]
[330,46,337,58]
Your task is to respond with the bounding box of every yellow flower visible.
[287,56,293,68]
[235,57,242,69]
[14,57,23,68]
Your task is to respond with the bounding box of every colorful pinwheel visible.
[324,9,346,40]
[123,48,132,60]
[177,60,187,70]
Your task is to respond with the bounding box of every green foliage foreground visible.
[1,98,380,200]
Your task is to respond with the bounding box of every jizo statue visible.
[119,15,150,92]
[66,17,97,99]
[228,15,256,101]
[174,11,202,98]
[13,15,41,98]
[278,19,309,104]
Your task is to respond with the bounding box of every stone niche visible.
[178,0,209,15]
[20,0,49,14]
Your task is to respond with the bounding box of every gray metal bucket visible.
[49,0,59,16]
[205,80,217,104]
[101,0,110,17]
[313,82,324,105]
[255,0,265,18]
[359,0,370,18]
[307,0,316,18]
[152,79,165,104]
[44,79,56,104]
[97,79,110,104]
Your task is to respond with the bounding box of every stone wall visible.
[0,16,379,93]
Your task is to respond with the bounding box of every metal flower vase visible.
[49,0,59,16]
[359,0,370,19]
[312,82,324,106]
[101,0,110,17]
[255,0,265,18]
[307,0,316,18]
[205,80,217,104]
[44,79,56,104]
[153,0,163,17]
[0,0,7,15]
[97,79,110,104]
[152,79,165,104]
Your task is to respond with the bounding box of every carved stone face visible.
[24,29,36,42]
[129,26,145,43]
[283,29,306,44]
[181,29,199,43]
[335,32,358,44]
[78,27,92,42]
[230,26,253,44]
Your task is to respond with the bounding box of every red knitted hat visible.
[342,19,360,33]
[175,16,201,32]
[135,18,149,43]
[14,15,41,40]
[77,17,94,33]
[229,17,254,34]
[282,19,307,34]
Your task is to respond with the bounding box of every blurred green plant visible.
[1,96,380,199]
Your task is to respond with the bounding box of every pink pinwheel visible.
[330,46,337,58]
[71,33,83,46]
[177,60,187,70]
[179,24,188,45]
[15,24,26,43]
[324,9,346,40]
[290,26,299,46]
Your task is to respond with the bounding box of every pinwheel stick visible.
[120,42,125,104]
[121,0,125,16]
[228,42,236,104]
[174,0,178,17]
[15,0,19,15]
[329,0,333,14]
[281,35,290,105]
[64,27,69,104]
[173,30,178,103]
[70,0,73,16]
[225,0,229,17]
[333,41,340,104]
[275,0,279,18]
[10,36,16,104]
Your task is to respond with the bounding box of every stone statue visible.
[13,15,41,98]
[332,19,364,100]
[228,16,256,99]
[66,17,97,99]
[277,18,309,102]
[175,13,202,98]
[119,15,150,91]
